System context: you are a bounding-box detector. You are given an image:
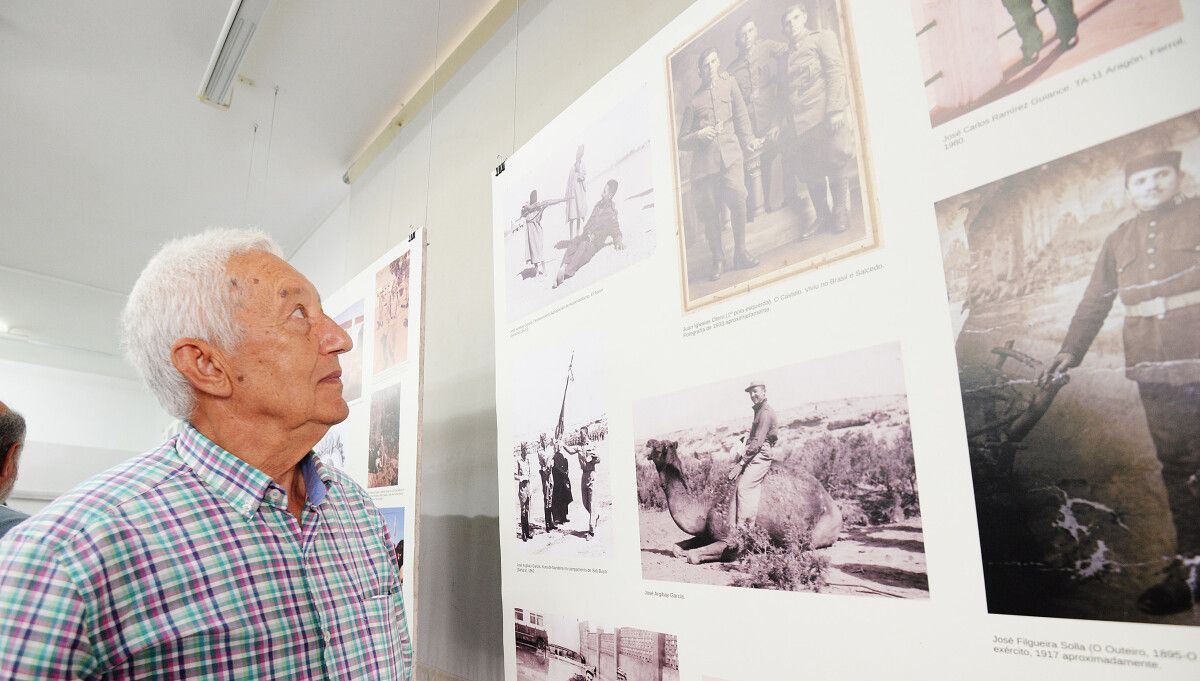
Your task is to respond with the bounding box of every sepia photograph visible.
[912,0,1184,128]
[368,381,403,489]
[374,251,411,375]
[633,343,927,597]
[514,609,679,681]
[937,109,1200,625]
[334,299,365,402]
[500,90,658,322]
[667,0,878,309]
[510,336,611,559]
[379,506,406,581]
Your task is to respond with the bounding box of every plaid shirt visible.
[0,425,413,679]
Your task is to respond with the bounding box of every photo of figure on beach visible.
[368,381,403,489]
[499,89,657,321]
[667,0,877,309]
[334,299,365,402]
[374,252,410,375]
[937,109,1200,626]
[510,335,611,559]
[514,609,679,681]
[633,342,927,598]
[911,0,1183,128]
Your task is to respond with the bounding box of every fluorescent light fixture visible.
[197,0,272,109]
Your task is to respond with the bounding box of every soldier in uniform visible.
[1040,150,1200,615]
[777,3,854,238]
[678,46,763,282]
[727,381,779,526]
[564,426,601,539]
[516,442,533,541]
[537,438,555,532]
[728,18,787,217]
[1001,0,1079,66]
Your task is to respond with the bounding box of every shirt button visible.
[267,489,283,505]
[1148,232,1156,239]
[1149,220,1157,227]
[1148,263,1157,270]
[1147,247,1156,254]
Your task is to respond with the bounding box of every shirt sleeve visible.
[0,531,97,679]
[392,576,414,681]
[1061,232,1120,363]
[817,30,849,114]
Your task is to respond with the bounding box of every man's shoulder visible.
[5,440,188,553]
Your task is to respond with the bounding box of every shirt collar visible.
[177,424,332,519]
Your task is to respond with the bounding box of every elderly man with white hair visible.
[0,229,413,679]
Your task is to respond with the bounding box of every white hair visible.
[122,228,283,419]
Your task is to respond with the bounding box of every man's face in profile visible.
[1127,165,1181,212]
[223,251,352,431]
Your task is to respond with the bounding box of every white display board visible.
[315,229,425,636]
[493,1,1199,679]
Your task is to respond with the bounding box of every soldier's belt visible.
[1125,290,1200,318]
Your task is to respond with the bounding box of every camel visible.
[644,438,842,564]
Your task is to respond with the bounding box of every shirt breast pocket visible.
[1166,225,1200,259]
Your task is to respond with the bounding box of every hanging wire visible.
[423,0,442,232]
[260,85,281,224]
[511,0,520,155]
[244,122,260,222]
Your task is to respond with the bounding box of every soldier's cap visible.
[1125,150,1182,180]
[744,381,766,393]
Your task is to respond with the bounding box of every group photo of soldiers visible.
[500,92,658,322]
[937,110,1200,625]
[667,0,876,308]
[510,337,613,559]
[912,0,1183,127]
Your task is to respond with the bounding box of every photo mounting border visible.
[665,0,883,312]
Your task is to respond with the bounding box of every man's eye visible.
[291,306,307,319]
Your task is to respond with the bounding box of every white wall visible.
[0,358,170,514]
[289,2,696,679]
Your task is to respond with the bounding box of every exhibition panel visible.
[315,230,427,639]
[491,0,1199,679]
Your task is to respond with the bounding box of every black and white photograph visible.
[667,0,877,309]
[937,109,1200,625]
[633,342,921,592]
[510,336,611,559]
[374,252,410,375]
[912,0,1184,128]
[333,298,365,402]
[500,90,657,322]
[514,609,679,681]
[368,381,403,489]
[315,420,349,472]
[633,343,927,597]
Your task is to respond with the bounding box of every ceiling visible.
[0,0,494,377]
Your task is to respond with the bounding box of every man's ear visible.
[171,338,234,400]
[1,442,20,480]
